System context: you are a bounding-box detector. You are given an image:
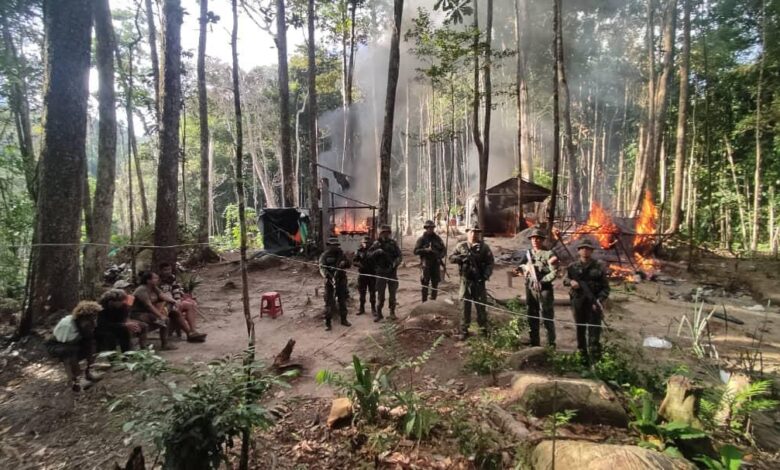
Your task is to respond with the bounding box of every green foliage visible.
[628,388,707,456]
[393,391,438,440]
[543,409,577,435]
[695,445,744,470]
[219,204,261,250]
[712,379,780,433]
[103,349,288,470]
[464,336,508,381]
[490,316,525,351]
[316,355,391,424]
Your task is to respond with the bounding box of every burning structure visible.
[567,191,660,278]
[466,176,552,236]
[321,178,377,253]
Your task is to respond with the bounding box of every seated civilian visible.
[131,271,175,350]
[158,262,206,343]
[45,301,103,392]
[97,289,147,352]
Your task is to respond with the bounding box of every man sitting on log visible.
[96,289,147,352]
[158,262,206,343]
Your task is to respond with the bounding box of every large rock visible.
[532,441,695,470]
[407,300,458,319]
[506,347,548,370]
[508,374,628,427]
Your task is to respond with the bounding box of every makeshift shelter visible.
[466,177,551,236]
[258,208,309,255]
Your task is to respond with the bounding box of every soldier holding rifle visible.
[513,228,558,347]
[414,220,446,302]
[449,222,494,340]
[564,239,610,363]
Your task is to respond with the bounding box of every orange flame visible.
[333,213,370,234]
[573,202,620,249]
[633,191,658,273]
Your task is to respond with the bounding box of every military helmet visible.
[466,222,482,232]
[577,239,597,250]
[527,228,546,239]
[326,237,341,246]
[423,220,435,228]
[379,224,392,233]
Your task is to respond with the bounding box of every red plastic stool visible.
[260,292,283,319]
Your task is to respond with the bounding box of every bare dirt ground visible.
[2,234,780,469]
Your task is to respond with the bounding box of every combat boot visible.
[388,308,397,321]
[374,309,384,322]
[421,288,428,302]
[325,318,332,331]
[341,317,352,327]
[357,302,365,315]
[370,302,376,315]
[430,289,438,300]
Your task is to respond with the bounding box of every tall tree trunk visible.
[231,2,254,469]
[152,0,183,268]
[144,0,161,120]
[633,0,677,213]
[556,0,579,220]
[668,0,690,234]
[404,87,411,235]
[377,0,404,225]
[197,0,210,251]
[724,139,748,248]
[294,90,307,206]
[481,0,493,230]
[276,0,294,207]
[514,0,527,223]
[307,0,320,250]
[548,0,562,229]
[22,0,92,334]
[1,15,36,201]
[471,0,488,229]
[751,0,766,251]
[84,0,118,298]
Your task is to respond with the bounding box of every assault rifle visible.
[572,273,604,312]
[524,250,541,293]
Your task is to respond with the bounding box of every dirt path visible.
[2,234,780,468]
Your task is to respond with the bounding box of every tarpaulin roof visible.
[258,208,309,255]
[484,176,551,203]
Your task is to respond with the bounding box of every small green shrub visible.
[104,349,288,470]
[394,391,437,440]
[464,336,508,383]
[316,355,392,423]
[695,445,743,470]
[450,405,504,469]
[543,409,577,435]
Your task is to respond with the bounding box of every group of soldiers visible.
[317,220,610,362]
[514,228,610,362]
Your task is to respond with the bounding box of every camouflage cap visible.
[577,239,597,250]
[527,228,546,239]
[326,237,341,246]
[466,222,482,232]
[379,224,392,233]
[423,220,435,228]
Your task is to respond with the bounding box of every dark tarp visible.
[478,177,551,236]
[258,208,309,255]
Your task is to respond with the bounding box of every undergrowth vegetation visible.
[103,349,293,470]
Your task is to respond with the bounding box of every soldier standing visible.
[368,224,402,322]
[449,223,494,340]
[353,236,376,315]
[513,228,558,347]
[414,220,446,302]
[319,238,352,331]
[564,240,610,363]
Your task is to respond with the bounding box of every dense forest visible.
[0,0,778,332]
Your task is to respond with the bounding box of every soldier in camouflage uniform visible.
[319,238,352,331]
[563,240,610,362]
[449,223,494,340]
[353,236,376,315]
[514,228,558,347]
[414,220,446,302]
[368,224,402,321]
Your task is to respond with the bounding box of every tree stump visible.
[659,375,703,428]
[715,372,751,428]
